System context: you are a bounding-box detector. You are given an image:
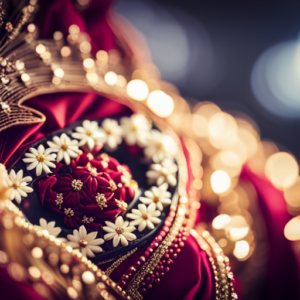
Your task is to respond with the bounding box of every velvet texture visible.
[241,166,300,300]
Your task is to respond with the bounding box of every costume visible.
[0,1,299,300]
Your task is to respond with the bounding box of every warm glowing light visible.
[96,50,108,63]
[192,114,209,137]
[31,247,43,258]
[36,44,46,55]
[67,287,78,299]
[82,271,95,284]
[83,58,94,69]
[210,170,231,194]
[104,71,118,86]
[126,79,149,101]
[211,151,242,177]
[117,75,127,87]
[86,72,98,84]
[54,68,64,78]
[284,216,300,241]
[27,23,36,33]
[21,73,30,82]
[193,178,203,190]
[284,177,300,207]
[53,31,63,41]
[218,238,228,248]
[69,24,80,34]
[212,214,231,230]
[79,41,91,53]
[226,215,249,241]
[28,266,41,279]
[208,112,238,149]
[233,240,250,259]
[7,263,26,281]
[61,46,71,57]
[265,152,299,190]
[147,90,174,118]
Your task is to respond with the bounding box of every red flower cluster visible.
[38,152,136,230]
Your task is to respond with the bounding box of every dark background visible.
[116,0,300,159]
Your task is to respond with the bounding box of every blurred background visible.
[113,1,300,299]
[114,0,300,159]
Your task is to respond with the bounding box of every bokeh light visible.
[265,152,299,190]
[284,177,300,207]
[233,240,250,260]
[104,71,117,86]
[212,214,231,230]
[210,170,231,194]
[147,90,174,117]
[284,216,300,241]
[126,79,149,101]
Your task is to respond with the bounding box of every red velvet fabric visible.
[241,165,300,300]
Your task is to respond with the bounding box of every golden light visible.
[147,90,174,118]
[212,214,231,229]
[53,31,63,41]
[15,60,24,71]
[69,24,80,34]
[211,151,242,177]
[83,58,94,69]
[210,170,231,194]
[126,79,149,101]
[82,271,95,284]
[79,41,91,53]
[67,287,78,299]
[7,263,26,281]
[284,216,300,241]
[54,68,64,78]
[31,247,43,258]
[226,215,249,241]
[21,73,30,82]
[117,75,127,87]
[86,72,98,84]
[61,46,71,57]
[28,266,41,279]
[96,50,108,63]
[284,177,300,207]
[265,152,299,190]
[36,44,46,55]
[191,114,209,137]
[104,71,118,86]
[27,23,36,33]
[233,240,250,259]
[208,112,238,149]
[193,178,203,190]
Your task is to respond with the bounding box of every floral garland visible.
[8,114,179,259]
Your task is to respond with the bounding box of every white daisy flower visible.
[37,218,66,242]
[144,130,178,163]
[98,119,122,150]
[47,133,80,165]
[23,144,56,176]
[139,183,172,211]
[146,158,178,186]
[8,169,33,204]
[127,203,161,232]
[66,225,104,257]
[71,120,104,151]
[120,114,151,146]
[103,216,137,247]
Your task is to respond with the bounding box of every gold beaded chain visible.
[190,229,238,300]
[105,248,138,277]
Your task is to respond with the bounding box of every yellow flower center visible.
[131,124,137,132]
[61,144,68,150]
[153,195,160,203]
[86,130,92,136]
[105,128,111,135]
[115,227,124,235]
[36,154,45,162]
[142,214,148,220]
[79,239,88,247]
[12,182,19,189]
